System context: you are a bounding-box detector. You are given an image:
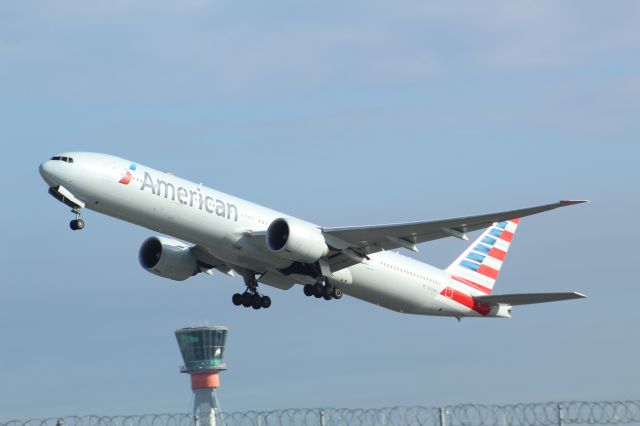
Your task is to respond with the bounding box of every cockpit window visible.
[50,156,74,163]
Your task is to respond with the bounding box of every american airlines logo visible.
[140,171,238,222]
[119,163,136,185]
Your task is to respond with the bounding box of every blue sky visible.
[1,0,639,420]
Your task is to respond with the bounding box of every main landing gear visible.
[69,207,85,231]
[303,279,342,301]
[232,272,271,310]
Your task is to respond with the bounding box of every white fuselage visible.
[39,152,486,317]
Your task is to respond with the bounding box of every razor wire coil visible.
[4,400,640,426]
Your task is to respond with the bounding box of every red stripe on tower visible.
[488,247,507,261]
[477,264,499,280]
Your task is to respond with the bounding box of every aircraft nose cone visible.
[39,160,57,186]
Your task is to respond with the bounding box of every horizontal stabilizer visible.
[474,292,586,306]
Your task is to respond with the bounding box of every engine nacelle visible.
[266,218,329,263]
[139,236,199,281]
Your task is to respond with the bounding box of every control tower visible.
[175,326,228,426]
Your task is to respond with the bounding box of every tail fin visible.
[445,219,520,295]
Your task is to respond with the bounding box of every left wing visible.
[191,245,236,276]
[322,200,587,271]
[192,242,297,290]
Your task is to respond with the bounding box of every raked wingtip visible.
[560,199,589,206]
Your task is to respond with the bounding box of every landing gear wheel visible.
[241,293,252,307]
[323,285,334,298]
[313,283,324,298]
[332,287,343,299]
[303,284,314,297]
[69,207,84,231]
[232,293,243,306]
[69,219,85,230]
[251,293,261,305]
[260,296,271,309]
[251,293,262,309]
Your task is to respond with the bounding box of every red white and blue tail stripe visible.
[445,219,519,295]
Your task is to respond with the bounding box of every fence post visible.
[557,404,564,426]
[440,407,447,426]
[379,411,387,426]
[320,409,327,426]
[501,409,508,426]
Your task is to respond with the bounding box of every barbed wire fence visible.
[3,400,640,426]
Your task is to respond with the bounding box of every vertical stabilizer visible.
[445,219,519,295]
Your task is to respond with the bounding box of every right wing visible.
[322,200,587,272]
[474,292,587,306]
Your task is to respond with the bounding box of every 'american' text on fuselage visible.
[140,171,238,221]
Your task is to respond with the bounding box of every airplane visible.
[39,152,587,317]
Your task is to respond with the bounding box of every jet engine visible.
[139,236,199,281]
[266,218,329,263]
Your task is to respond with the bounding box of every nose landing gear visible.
[69,207,85,231]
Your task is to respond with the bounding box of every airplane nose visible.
[39,160,57,186]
